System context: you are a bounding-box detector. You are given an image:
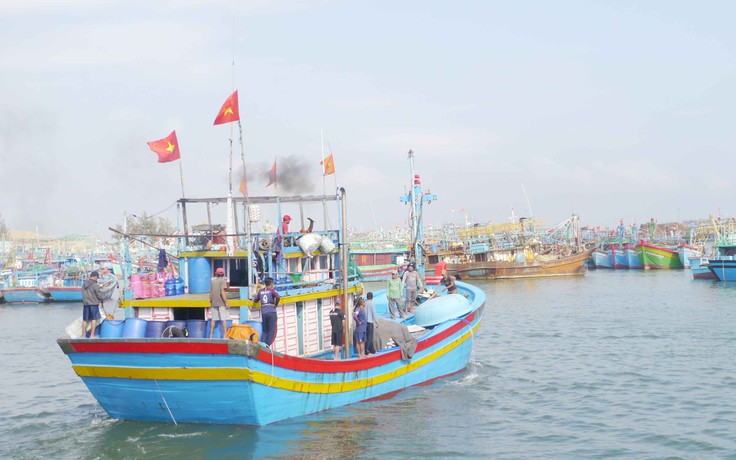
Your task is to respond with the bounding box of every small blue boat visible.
[689,257,716,280]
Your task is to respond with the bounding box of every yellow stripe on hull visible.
[122,285,361,308]
[72,321,480,394]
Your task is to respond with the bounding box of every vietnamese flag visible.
[320,154,335,176]
[213,90,240,125]
[147,130,181,163]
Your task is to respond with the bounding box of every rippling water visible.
[2,270,735,459]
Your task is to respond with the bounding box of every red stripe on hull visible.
[256,311,477,373]
[67,311,478,374]
[71,341,230,354]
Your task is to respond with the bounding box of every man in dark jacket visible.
[81,271,106,338]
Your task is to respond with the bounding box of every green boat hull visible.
[635,244,683,269]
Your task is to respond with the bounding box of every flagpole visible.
[321,129,328,231]
[178,158,186,198]
[238,120,253,288]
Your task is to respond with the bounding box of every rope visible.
[154,379,177,425]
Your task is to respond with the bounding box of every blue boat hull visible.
[707,259,736,281]
[625,248,643,269]
[46,287,83,302]
[592,251,613,269]
[1,288,45,303]
[60,281,486,425]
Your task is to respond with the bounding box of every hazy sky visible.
[2,1,735,237]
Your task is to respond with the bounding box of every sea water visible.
[1,269,735,459]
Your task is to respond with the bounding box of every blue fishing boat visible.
[677,244,701,269]
[591,249,613,269]
[689,257,716,280]
[0,287,47,303]
[57,148,486,425]
[1,266,55,303]
[707,243,736,281]
[624,245,643,269]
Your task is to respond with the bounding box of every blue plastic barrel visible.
[245,321,263,341]
[174,277,185,295]
[100,320,123,338]
[188,257,211,293]
[186,319,207,338]
[145,320,167,338]
[165,278,176,296]
[122,318,147,338]
[207,319,233,339]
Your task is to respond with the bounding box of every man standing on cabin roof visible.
[256,277,280,347]
[401,263,423,316]
[209,267,229,339]
[81,271,105,338]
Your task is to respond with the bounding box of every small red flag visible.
[266,159,277,187]
[239,171,247,197]
[213,90,240,125]
[147,130,181,163]
[320,154,335,176]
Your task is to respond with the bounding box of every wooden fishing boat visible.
[446,247,593,280]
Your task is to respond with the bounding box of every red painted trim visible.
[71,341,230,354]
[255,311,477,373]
[68,311,480,373]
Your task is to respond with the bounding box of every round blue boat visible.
[413,294,473,328]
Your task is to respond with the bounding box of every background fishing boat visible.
[635,242,683,269]
[442,215,592,280]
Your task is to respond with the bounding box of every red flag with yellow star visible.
[213,90,240,125]
[147,130,181,163]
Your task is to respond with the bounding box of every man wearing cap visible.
[281,215,292,235]
[209,267,229,338]
[386,270,404,319]
[81,271,105,338]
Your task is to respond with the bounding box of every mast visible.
[339,187,351,359]
[400,150,437,275]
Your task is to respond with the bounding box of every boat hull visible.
[635,244,683,269]
[60,309,482,425]
[591,250,613,269]
[689,257,716,280]
[46,286,83,302]
[707,259,736,281]
[59,281,486,425]
[625,248,643,269]
[446,249,592,280]
[0,288,46,303]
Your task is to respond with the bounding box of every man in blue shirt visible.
[255,277,280,347]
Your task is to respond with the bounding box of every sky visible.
[1,0,735,238]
